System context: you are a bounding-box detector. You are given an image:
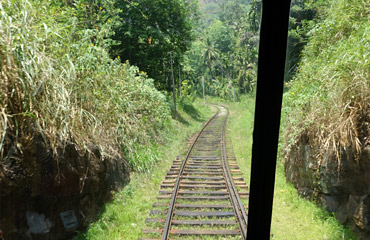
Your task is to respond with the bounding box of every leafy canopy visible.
[111,0,198,90]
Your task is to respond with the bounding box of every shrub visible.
[283,0,370,164]
[0,0,170,170]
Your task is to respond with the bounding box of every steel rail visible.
[161,107,220,240]
[219,105,248,238]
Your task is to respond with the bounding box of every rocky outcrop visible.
[284,136,370,239]
[0,135,129,239]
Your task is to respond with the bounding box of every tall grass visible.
[282,0,370,165]
[220,96,357,239]
[73,99,213,240]
[0,0,170,170]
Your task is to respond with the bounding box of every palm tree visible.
[201,37,219,79]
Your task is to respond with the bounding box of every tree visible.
[183,0,262,98]
[201,37,219,79]
[248,0,262,33]
[219,0,248,32]
[111,0,198,90]
[284,0,319,81]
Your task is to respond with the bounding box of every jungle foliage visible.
[282,0,370,167]
[0,0,172,171]
[181,0,261,101]
[110,0,198,91]
[285,0,323,81]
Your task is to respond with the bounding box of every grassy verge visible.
[75,95,357,239]
[74,100,214,240]
[282,0,369,167]
[223,95,357,239]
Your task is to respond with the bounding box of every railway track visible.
[142,105,249,239]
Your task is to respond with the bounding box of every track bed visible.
[142,106,248,240]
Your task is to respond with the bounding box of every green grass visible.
[75,95,358,239]
[271,161,357,240]
[0,0,170,169]
[283,0,370,163]
[74,100,214,240]
[224,95,358,239]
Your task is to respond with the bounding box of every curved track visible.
[142,105,249,239]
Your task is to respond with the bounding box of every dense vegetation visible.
[75,97,356,239]
[74,100,213,239]
[181,0,261,101]
[0,0,262,171]
[1,0,368,238]
[226,97,356,239]
[284,0,320,81]
[0,0,183,171]
[282,0,370,167]
[110,0,198,90]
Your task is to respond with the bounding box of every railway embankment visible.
[284,141,370,237]
[282,0,370,238]
[0,137,129,239]
[0,1,171,239]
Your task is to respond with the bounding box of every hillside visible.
[0,0,174,238]
[282,0,370,237]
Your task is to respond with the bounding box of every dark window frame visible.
[246,1,292,239]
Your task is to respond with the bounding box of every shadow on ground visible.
[171,110,189,124]
[181,103,202,121]
[170,103,203,125]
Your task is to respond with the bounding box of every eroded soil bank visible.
[284,138,370,239]
[0,134,129,239]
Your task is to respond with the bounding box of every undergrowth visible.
[0,0,170,171]
[283,0,370,165]
[224,96,356,239]
[73,99,213,239]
